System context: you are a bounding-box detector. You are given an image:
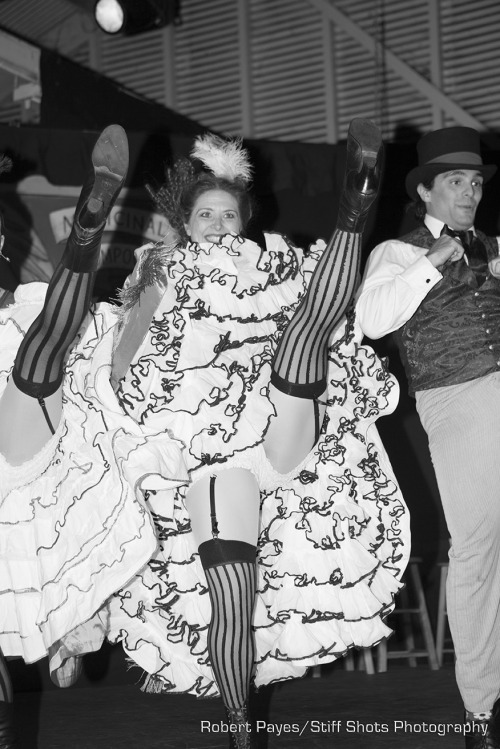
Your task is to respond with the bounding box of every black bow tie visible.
[441,224,488,284]
[441,225,473,249]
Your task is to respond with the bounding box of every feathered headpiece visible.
[0,154,13,176]
[191,133,253,184]
[146,158,195,237]
[124,134,254,312]
[147,132,253,241]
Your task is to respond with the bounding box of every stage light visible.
[94,0,123,34]
[94,0,180,36]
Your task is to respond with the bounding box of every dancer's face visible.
[185,189,242,244]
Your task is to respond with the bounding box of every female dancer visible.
[0,121,408,747]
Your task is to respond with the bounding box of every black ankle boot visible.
[465,699,500,748]
[0,702,16,748]
[337,117,384,233]
[226,704,253,749]
[64,124,129,272]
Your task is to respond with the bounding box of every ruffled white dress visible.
[0,232,409,694]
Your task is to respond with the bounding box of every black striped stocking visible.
[271,229,360,397]
[12,258,98,417]
[199,539,256,711]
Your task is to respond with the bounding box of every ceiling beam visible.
[307,0,489,132]
[0,29,40,82]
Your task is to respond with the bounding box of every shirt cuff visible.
[402,254,442,290]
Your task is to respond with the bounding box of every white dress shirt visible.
[356,215,457,340]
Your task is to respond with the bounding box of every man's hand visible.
[426,235,465,269]
[489,257,500,278]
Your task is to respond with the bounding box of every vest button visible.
[489,345,494,350]
[482,313,487,319]
[486,328,491,334]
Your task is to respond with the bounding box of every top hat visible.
[405,126,497,200]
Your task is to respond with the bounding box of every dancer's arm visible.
[356,239,442,339]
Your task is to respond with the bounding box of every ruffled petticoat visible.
[106,233,409,694]
[0,233,409,695]
[0,283,188,677]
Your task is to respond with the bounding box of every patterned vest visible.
[393,225,500,394]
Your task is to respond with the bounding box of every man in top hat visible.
[356,126,500,748]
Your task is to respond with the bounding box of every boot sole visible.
[87,124,129,215]
[348,118,382,167]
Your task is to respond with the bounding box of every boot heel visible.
[84,169,124,219]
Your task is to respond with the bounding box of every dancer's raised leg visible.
[0,125,128,465]
[265,118,384,472]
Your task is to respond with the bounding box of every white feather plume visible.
[191,133,252,183]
